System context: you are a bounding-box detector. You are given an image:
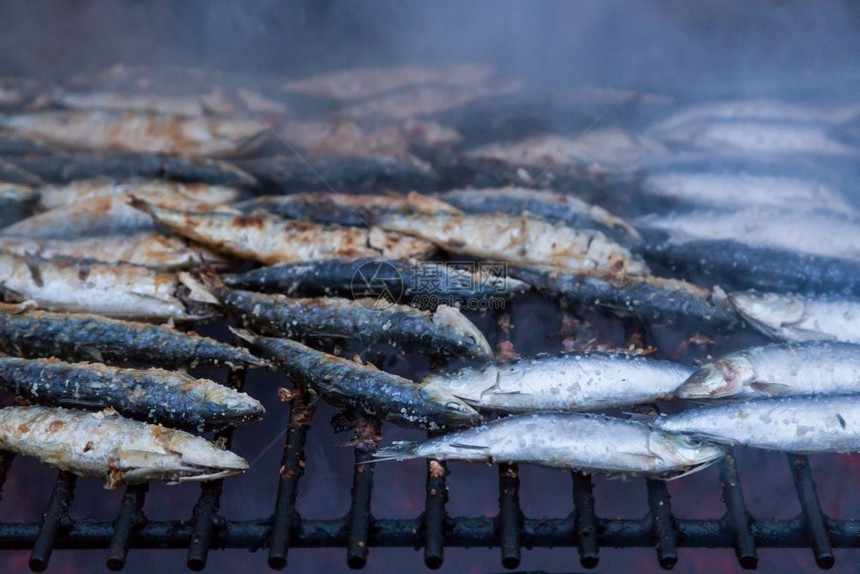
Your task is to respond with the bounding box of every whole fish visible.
[640,171,853,213]
[0,232,225,269]
[467,130,668,167]
[729,291,860,343]
[2,196,158,238]
[373,412,725,479]
[223,258,530,304]
[0,110,270,158]
[208,283,492,359]
[508,266,741,329]
[0,406,248,488]
[37,177,240,211]
[236,191,458,227]
[635,209,860,261]
[131,199,436,264]
[654,119,857,156]
[421,352,694,413]
[676,342,860,399]
[654,395,860,453]
[234,330,481,429]
[379,213,648,275]
[282,64,496,100]
[643,239,860,296]
[0,252,217,320]
[7,153,256,187]
[234,154,438,195]
[0,303,264,369]
[52,89,218,116]
[648,100,860,132]
[0,357,263,430]
[436,187,642,245]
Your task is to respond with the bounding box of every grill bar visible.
[346,417,380,569]
[29,472,76,572]
[572,472,600,568]
[498,463,522,569]
[268,392,314,570]
[423,458,447,569]
[187,367,247,571]
[789,454,835,569]
[0,453,14,503]
[106,484,148,571]
[718,453,757,569]
[646,479,678,569]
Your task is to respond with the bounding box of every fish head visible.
[417,384,483,428]
[421,365,498,405]
[675,355,755,399]
[648,431,726,476]
[431,306,494,358]
[728,291,805,336]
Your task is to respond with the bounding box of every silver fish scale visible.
[423,352,694,412]
[656,395,860,453]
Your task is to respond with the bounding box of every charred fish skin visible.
[379,212,649,275]
[0,252,217,321]
[212,285,493,359]
[436,187,642,245]
[236,192,457,227]
[655,395,860,454]
[422,351,694,413]
[5,153,256,187]
[508,265,741,329]
[373,412,725,479]
[728,291,860,344]
[0,305,264,370]
[236,331,481,429]
[131,199,436,265]
[0,357,264,430]
[676,341,860,400]
[222,258,530,303]
[642,239,860,296]
[0,405,248,489]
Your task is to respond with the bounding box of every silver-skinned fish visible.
[373,412,726,480]
[234,330,481,429]
[0,357,264,430]
[729,291,860,343]
[676,342,860,400]
[0,406,248,489]
[422,352,694,413]
[655,395,860,453]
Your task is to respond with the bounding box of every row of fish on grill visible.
[0,64,858,486]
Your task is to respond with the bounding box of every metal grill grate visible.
[2,395,857,572]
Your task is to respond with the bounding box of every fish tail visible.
[126,194,155,215]
[370,441,422,462]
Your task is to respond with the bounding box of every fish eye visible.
[684,436,702,447]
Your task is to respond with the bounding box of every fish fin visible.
[370,441,422,462]
[57,397,109,410]
[662,455,725,481]
[179,272,220,305]
[79,345,103,362]
[127,195,156,216]
[0,300,36,313]
[749,382,796,396]
[228,326,256,345]
[0,283,25,303]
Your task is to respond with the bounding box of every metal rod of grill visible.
[187,367,247,570]
[423,457,448,569]
[646,478,678,568]
[788,454,835,568]
[346,416,380,569]
[268,391,314,570]
[572,472,600,568]
[0,453,14,503]
[29,472,76,572]
[718,453,757,569]
[106,484,148,571]
[498,463,522,569]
